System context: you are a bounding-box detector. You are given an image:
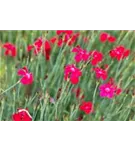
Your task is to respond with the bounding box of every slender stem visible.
[93,82,99,104]
[0,80,20,96]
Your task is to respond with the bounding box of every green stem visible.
[93,82,99,104]
[0,80,20,96]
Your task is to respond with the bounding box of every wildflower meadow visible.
[0,30,135,121]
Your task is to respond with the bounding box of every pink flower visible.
[90,50,103,66]
[18,67,34,85]
[72,46,90,62]
[99,79,122,99]
[93,67,108,80]
[64,64,82,84]
[99,83,115,99]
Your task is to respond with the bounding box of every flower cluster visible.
[1,31,132,121]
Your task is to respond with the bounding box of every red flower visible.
[63,34,70,43]
[100,32,109,42]
[3,42,17,57]
[90,50,103,66]
[93,67,108,80]
[108,36,116,43]
[65,30,73,35]
[34,37,43,55]
[68,33,79,46]
[18,67,34,85]
[57,39,63,47]
[12,108,32,121]
[64,64,82,84]
[79,101,94,114]
[100,32,116,43]
[44,40,51,61]
[50,37,57,44]
[72,46,90,62]
[116,88,122,95]
[56,30,65,35]
[27,45,34,52]
[110,46,130,61]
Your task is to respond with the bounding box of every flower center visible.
[71,67,75,72]
[26,73,30,78]
[98,71,103,74]
[85,106,90,110]
[105,87,110,92]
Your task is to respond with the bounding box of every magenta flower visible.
[64,64,82,84]
[17,67,34,85]
[99,83,115,99]
[93,67,108,80]
[72,46,90,63]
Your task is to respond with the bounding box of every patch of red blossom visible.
[100,32,116,43]
[33,37,43,55]
[90,50,103,66]
[68,33,80,46]
[55,31,79,47]
[3,42,17,57]
[64,64,82,84]
[57,38,63,47]
[56,30,73,35]
[27,45,34,52]
[50,37,57,44]
[99,78,122,99]
[27,37,52,61]
[93,67,108,80]
[79,101,94,114]
[18,67,34,85]
[12,108,32,121]
[72,46,91,62]
[44,40,52,60]
[110,45,130,61]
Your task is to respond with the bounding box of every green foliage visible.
[0,30,135,121]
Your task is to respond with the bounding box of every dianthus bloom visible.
[64,64,82,84]
[17,67,34,85]
[56,30,73,35]
[90,50,103,66]
[34,37,43,55]
[72,46,90,62]
[44,40,52,60]
[12,108,32,121]
[99,79,122,99]
[93,67,108,80]
[3,42,17,57]
[109,45,130,61]
[27,37,52,61]
[100,32,116,43]
[79,101,94,114]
